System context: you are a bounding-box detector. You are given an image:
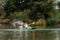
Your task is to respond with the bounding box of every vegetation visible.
[58,2,60,10]
[3,0,54,27]
[0,0,60,28]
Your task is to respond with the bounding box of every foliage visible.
[4,0,53,17]
[29,0,54,21]
[4,0,33,17]
[58,2,60,9]
[4,0,54,26]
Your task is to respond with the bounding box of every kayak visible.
[23,27,37,30]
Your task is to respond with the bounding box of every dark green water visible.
[0,30,60,40]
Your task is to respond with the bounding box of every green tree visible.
[28,0,54,26]
[58,2,60,9]
[4,0,34,17]
[4,0,54,26]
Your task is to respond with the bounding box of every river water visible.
[0,30,60,40]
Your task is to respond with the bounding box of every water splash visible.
[12,19,31,29]
[12,20,24,28]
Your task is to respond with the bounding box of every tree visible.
[28,0,54,26]
[4,0,34,18]
[58,2,60,9]
[4,0,54,26]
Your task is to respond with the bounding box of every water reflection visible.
[0,30,60,40]
[54,30,59,40]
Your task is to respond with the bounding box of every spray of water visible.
[12,20,24,28]
[11,20,30,40]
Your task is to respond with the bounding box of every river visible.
[0,29,60,40]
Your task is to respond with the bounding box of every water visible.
[0,29,60,40]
